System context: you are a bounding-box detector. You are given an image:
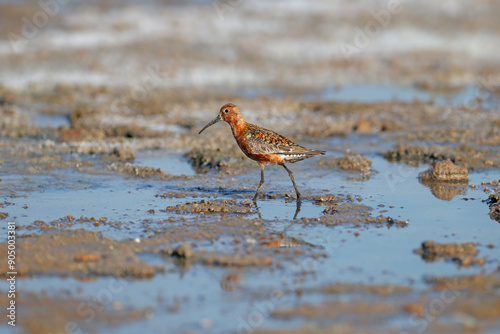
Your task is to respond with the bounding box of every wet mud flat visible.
[1,0,500,332]
[0,83,499,334]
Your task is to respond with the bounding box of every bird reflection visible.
[252,199,301,220]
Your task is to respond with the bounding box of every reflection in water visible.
[220,270,243,292]
[259,224,323,249]
[253,200,301,220]
[418,179,468,201]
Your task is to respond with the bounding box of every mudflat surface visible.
[1,1,500,333]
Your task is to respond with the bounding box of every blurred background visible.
[1,0,499,95]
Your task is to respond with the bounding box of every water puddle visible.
[34,114,70,128]
[134,151,196,176]
[240,84,496,109]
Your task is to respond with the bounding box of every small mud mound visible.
[485,193,500,222]
[185,147,254,172]
[418,159,469,200]
[383,143,500,169]
[319,154,372,174]
[414,241,485,267]
[418,158,468,181]
[109,162,165,178]
[164,199,254,215]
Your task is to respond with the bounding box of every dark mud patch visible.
[0,291,151,334]
[0,230,162,278]
[164,199,254,215]
[304,202,408,228]
[414,241,485,267]
[384,143,500,169]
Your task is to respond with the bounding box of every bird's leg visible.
[293,200,301,220]
[282,164,301,202]
[253,164,265,202]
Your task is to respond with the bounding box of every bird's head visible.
[199,103,245,134]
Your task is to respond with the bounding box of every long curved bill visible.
[199,114,222,134]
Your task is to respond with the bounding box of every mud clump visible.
[104,146,136,162]
[109,162,167,178]
[165,199,254,215]
[336,154,372,173]
[313,194,344,205]
[418,159,468,181]
[414,241,485,267]
[185,147,253,171]
[384,143,500,169]
[319,154,372,173]
[354,117,371,133]
[172,242,194,259]
[418,159,469,200]
[485,193,500,222]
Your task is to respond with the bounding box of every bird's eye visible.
[224,109,229,113]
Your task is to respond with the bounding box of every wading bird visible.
[199,103,325,202]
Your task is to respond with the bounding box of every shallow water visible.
[1,84,499,333]
[34,114,71,128]
[241,84,496,109]
[3,142,500,333]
